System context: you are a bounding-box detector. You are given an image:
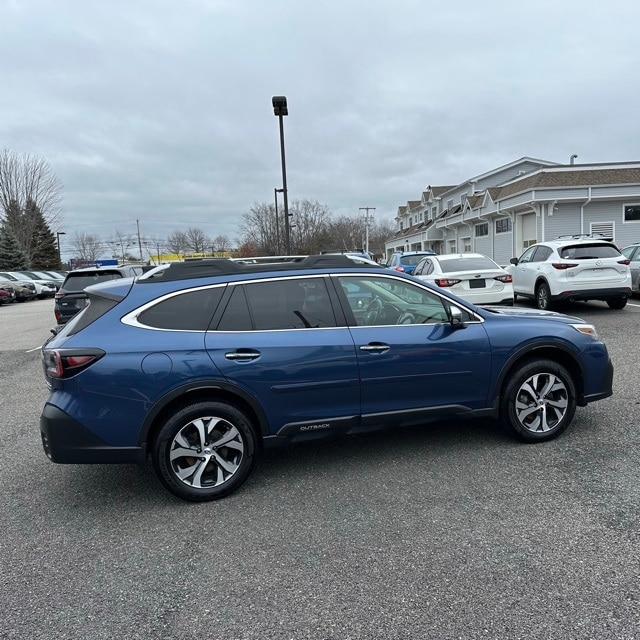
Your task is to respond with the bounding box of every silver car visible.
[621,243,640,294]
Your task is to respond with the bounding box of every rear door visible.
[205,276,360,436]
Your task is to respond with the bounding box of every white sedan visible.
[412,253,514,305]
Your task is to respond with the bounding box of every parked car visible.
[30,270,65,290]
[0,283,16,304]
[620,243,640,295]
[0,272,40,301]
[413,253,514,306]
[6,271,57,298]
[0,276,37,302]
[40,255,613,502]
[54,264,150,326]
[385,250,437,275]
[506,235,632,310]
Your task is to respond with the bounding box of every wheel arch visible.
[139,381,270,452]
[494,344,586,408]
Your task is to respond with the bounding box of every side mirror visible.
[449,305,467,329]
[509,257,519,265]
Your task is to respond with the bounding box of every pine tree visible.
[0,225,28,270]
[30,208,61,269]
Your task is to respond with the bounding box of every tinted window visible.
[63,272,123,291]
[216,278,337,331]
[532,246,552,262]
[559,243,621,259]
[402,254,430,266]
[138,287,225,331]
[439,257,499,272]
[217,286,252,331]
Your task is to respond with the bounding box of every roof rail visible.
[140,254,379,282]
[556,233,606,239]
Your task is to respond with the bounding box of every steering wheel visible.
[364,298,383,325]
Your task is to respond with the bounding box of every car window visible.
[559,243,621,259]
[439,257,499,272]
[216,278,337,331]
[137,287,225,331]
[621,247,636,259]
[402,254,429,266]
[517,246,537,263]
[531,246,552,262]
[63,273,123,291]
[337,275,458,326]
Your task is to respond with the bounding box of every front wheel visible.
[500,359,576,442]
[606,298,627,309]
[152,401,258,501]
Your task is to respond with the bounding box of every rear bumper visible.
[552,287,631,302]
[40,403,145,464]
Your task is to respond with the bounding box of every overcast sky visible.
[1,0,639,257]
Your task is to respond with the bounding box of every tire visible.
[535,282,552,310]
[500,359,576,442]
[152,401,258,502]
[606,298,627,309]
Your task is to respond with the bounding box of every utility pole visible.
[359,207,375,255]
[136,219,144,264]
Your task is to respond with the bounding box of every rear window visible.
[403,254,430,266]
[440,257,499,272]
[63,272,124,292]
[559,243,621,259]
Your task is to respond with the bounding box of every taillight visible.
[552,262,579,270]
[394,266,405,272]
[54,291,64,300]
[435,278,462,287]
[494,274,513,283]
[618,259,631,266]
[42,348,105,379]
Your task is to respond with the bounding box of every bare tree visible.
[185,227,210,253]
[166,230,188,257]
[212,234,232,256]
[70,231,102,264]
[107,229,135,263]
[239,201,280,255]
[288,199,332,254]
[0,149,64,264]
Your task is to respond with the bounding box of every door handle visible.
[360,343,390,353]
[225,350,261,361]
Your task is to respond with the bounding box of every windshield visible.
[559,244,621,259]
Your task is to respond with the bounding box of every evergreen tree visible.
[30,206,60,268]
[0,225,28,269]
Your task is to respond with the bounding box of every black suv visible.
[54,265,149,325]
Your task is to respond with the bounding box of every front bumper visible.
[40,403,145,464]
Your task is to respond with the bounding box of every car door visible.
[334,274,492,424]
[205,276,360,436]
[510,245,550,295]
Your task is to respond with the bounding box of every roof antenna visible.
[570,154,578,165]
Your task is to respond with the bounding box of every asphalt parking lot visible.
[1,298,639,639]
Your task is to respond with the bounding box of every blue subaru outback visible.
[40,255,613,501]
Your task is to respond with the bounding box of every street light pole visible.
[274,188,284,255]
[272,96,291,254]
[56,231,66,266]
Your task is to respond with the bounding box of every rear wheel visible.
[606,298,627,309]
[152,401,258,501]
[535,282,552,310]
[500,359,576,442]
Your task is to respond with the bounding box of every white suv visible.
[507,235,632,310]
